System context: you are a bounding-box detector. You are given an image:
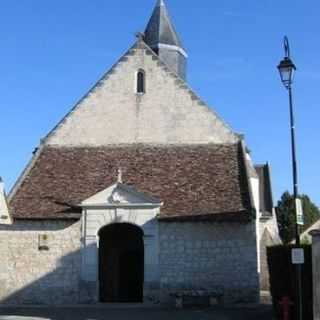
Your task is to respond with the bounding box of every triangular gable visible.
[44,39,238,146]
[81,182,162,208]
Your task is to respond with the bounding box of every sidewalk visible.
[0,304,274,320]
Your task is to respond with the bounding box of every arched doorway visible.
[99,223,144,303]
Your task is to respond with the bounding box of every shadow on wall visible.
[0,247,83,306]
[0,218,260,310]
[0,221,147,307]
[0,221,85,305]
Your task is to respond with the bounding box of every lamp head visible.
[278,56,296,89]
[278,36,296,89]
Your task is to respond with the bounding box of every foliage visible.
[267,244,313,320]
[276,191,320,244]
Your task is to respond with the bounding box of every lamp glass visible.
[278,58,296,88]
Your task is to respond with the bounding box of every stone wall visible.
[0,220,81,304]
[259,229,273,291]
[159,221,259,304]
[259,215,281,291]
[0,218,260,305]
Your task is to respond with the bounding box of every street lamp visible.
[278,41,296,89]
[277,36,299,245]
[277,36,302,320]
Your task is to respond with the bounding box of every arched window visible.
[136,70,145,94]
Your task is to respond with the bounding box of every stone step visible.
[260,291,272,305]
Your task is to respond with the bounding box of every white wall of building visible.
[0,180,12,225]
[80,183,162,302]
[159,221,259,304]
[46,42,238,147]
[81,206,160,302]
[0,221,81,304]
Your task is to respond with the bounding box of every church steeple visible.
[144,0,188,80]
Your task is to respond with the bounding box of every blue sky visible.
[0,0,319,206]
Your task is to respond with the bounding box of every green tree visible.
[276,191,320,244]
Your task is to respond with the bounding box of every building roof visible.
[299,219,320,242]
[144,0,185,52]
[9,143,253,221]
[255,163,274,217]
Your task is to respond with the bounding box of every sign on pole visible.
[296,198,304,226]
[292,248,304,265]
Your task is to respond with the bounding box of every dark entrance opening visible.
[99,223,144,303]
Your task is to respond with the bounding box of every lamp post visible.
[277,36,302,320]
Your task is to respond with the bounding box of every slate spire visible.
[144,0,187,80]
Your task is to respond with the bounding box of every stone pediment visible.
[81,183,162,208]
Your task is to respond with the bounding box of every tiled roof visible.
[9,143,253,221]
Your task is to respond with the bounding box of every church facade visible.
[0,0,279,305]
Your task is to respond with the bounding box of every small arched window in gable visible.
[136,70,145,94]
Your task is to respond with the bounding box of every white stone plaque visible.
[292,248,304,265]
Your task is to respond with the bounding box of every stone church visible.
[0,0,280,305]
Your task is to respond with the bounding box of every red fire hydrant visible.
[279,296,294,320]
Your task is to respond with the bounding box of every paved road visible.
[0,305,273,320]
